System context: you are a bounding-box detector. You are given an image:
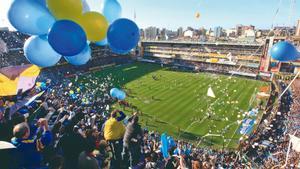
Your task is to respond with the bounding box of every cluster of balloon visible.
[270,41,300,62]
[110,88,126,100]
[8,0,140,67]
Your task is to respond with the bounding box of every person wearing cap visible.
[11,118,52,168]
[103,109,126,169]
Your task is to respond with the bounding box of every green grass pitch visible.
[90,62,269,149]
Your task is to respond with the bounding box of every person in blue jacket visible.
[11,118,52,169]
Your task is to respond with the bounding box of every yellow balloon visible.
[78,12,109,42]
[47,0,83,21]
[195,12,201,19]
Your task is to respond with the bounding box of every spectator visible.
[48,155,64,169]
[57,123,87,169]
[122,115,143,167]
[11,118,52,168]
[78,141,100,169]
[103,110,126,169]
[145,152,159,169]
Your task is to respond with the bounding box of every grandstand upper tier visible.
[141,40,264,69]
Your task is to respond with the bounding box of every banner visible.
[239,119,255,135]
[290,135,300,152]
[274,73,300,81]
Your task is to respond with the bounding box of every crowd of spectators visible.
[0,66,245,169]
[145,57,259,75]
[1,61,300,169]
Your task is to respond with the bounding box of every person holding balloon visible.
[103,109,126,169]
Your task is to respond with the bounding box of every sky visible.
[1,0,300,31]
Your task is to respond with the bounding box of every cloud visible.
[0,0,14,30]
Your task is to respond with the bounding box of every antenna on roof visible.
[134,9,136,22]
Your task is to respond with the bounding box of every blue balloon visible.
[48,20,87,56]
[40,82,47,90]
[35,0,47,8]
[95,38,108,46]
[8,0,55,35]
[107,18,140,54]
[116,90,126,100]
[110,88,119,98]
[24,35,62,67]
[71,94,77,99]
[101,0,122,23]
[64,45,91,66]
[270,41,299,61]
[110,45,130,55]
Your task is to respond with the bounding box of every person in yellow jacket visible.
[103,110,126,169]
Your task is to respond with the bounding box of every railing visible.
[141,40,264,46]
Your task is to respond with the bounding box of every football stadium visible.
[1,0,300,169]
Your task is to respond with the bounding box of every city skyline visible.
[1,0,300,30]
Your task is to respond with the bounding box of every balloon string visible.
[283,131,297,167]
[271,0,283,29]
[261,71,299,118]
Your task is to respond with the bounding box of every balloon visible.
[195,12,200,19]
[64,45,91,66]
[36,0,47,8]
[107,18,140,54]
[110,88,119,98]
[116,90,126,100]
[78,12,109,42]
[24,35,61,67]
[82,0,91,12]
[47,0,83,21]
[8,0,55,35]
[101,0,122,23]
[40,82,47,90]
[69,90,74,95]
[48,20,87,56]
[270,41,299,61]
[95,38,108,46]
[71,94,77,99]
[110,88,126,100]
[36,82,41,87]
[110,45,130,55]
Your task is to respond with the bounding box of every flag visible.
[290,135,300,152]
[25,91,45,106]
[0,141,16,150]
[0,65,40,96]
[207,87,216,98]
